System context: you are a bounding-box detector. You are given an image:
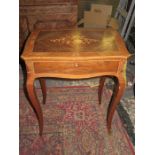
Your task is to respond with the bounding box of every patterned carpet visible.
[19,85,134,155]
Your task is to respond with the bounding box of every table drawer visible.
[34,60,119,77]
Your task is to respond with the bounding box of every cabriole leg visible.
[107,76,126,133]
[98,76,106,104]
[26,75,43,136]
[39,78,47,104]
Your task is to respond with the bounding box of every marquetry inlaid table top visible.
[22,28,130,61]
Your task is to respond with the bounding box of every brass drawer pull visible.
[74,63,79,67]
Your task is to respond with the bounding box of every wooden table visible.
[21,28,130,136]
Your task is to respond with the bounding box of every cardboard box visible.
[84,11,108,28]
[83,4,112,28]
[91,4,112,17]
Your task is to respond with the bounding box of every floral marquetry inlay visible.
[49,34,99,46]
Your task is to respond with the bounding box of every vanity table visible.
[21,28,130,136]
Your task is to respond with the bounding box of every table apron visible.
[25,60,127,79]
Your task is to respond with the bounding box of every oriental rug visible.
[19,85,134,155]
